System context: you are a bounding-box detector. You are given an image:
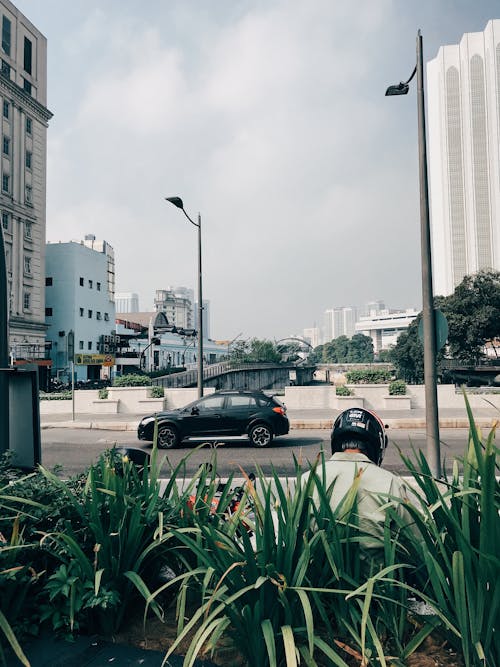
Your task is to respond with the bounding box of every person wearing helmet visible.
[304,407,415,557]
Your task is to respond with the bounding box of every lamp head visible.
[165,196,184,210]
[385,82,410,96]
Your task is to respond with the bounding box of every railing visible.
[152,361,303,389]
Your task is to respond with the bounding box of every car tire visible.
[157,424,180,449]
[249,423,273,448]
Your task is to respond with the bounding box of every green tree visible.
[388,317,424,383]
[441,269,500,363]
[347,333,374,363]
[230,339,281,364]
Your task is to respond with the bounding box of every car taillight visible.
[272,406,286,415]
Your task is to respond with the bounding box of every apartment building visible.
[427,19,500,295]
[0,0,52,368]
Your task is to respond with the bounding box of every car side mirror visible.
[191,406,199,416]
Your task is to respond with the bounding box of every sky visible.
[14,0,500,341]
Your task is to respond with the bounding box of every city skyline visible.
[13,0,499,340]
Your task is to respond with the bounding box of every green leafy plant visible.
[112,374,151,387]
[345,369,392,384]
[335,385,353,396]
[390,392,500,666]
[39,390,72,400]
[388,380,407,396]
[98,387,109,399]
[149,386,164,398]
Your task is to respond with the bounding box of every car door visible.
[224,394,259,435]
[180,394,228,437]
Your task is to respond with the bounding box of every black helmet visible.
[331,408,388,465]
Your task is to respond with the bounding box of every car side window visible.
[196,396,225,411]
[228,396,257,408]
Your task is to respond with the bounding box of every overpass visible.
[152,361,316,392]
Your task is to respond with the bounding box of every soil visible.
[111,607,465,667]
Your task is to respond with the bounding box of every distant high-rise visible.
[115,292,139,313]
[323,306,358,341]
[427,19,500,296]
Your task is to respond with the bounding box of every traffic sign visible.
[418,309,448,351]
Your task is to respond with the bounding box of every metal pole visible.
[417,31,441,477]
[71,361,75,421]
[197,213,204,397]
[0,226,9,453]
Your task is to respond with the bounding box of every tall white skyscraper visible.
[427,19,500,296]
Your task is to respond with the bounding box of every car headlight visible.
[140,416,156,427]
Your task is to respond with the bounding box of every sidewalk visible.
[40,406,499,431]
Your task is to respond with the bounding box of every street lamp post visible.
[165,197,204,398]
[386,30,441,477]
[0,227,9,453]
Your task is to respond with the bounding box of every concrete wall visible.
[284,384,500,411]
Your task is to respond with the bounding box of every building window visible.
[96,311,101,320]
[26,117,32,135]
[23,79,31,95]
[23,292,30,310]
[3,100,8,119]
[45,276,52,286]
[2,211,9,230]
[45,307,53,316]
[88,279,93,289]
[79,277,84,286]
[87,341,92,351]
[104,313,109,321]
[2,136,9,155]
[2,17,11,56]
[79,340,84,350]
[79,307,84,316]
[96,282,101,291]
[25,151,32,169]
[24,221,32,239]
[25,185,32,204]
[23,36,32,75]
[2,174,9,193]
[0,59,9,78]
[88,309,92,318]
[24,256,31,274]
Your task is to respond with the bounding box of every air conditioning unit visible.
[103,344,110,353]
[104,335,110,343]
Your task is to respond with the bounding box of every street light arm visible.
[165,196,199,227]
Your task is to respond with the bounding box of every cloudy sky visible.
[15,0,499,340]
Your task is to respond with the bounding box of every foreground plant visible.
[392,396,499,667]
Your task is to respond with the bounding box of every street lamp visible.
[0,226,9,453]
[386,30,441,477]
[165,196,204,398]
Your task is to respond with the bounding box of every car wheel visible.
[249,423,273,448]
[157,424,180,449]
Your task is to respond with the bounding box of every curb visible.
[41,418,497,431]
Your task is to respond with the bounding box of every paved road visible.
[41,427,471,477]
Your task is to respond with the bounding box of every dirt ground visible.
[111,607,465,667]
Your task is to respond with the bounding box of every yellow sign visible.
[74,354,116,366]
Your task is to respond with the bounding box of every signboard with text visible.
[74,353,115,366]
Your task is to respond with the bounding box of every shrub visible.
[388,380,407,395]
[112,374,150,387]
[149,386,164,398]
[345,368,392,384]
[39,391,71,401]
[335,385,352,396]
[98,388,109,399]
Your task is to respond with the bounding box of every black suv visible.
[137,390,289,448]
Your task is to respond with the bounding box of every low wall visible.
[284,384,500,412]
[40,386,216,415]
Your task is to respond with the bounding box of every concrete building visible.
[45,238,116,382]
[115,292,139,313]
[0,0,52,372]
[154,286,193,330]
[303,326,321,349]
[324,306,358,342]
[427,19,500,296]
[355,308,419,354]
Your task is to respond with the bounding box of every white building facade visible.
[0,0,51,367]
[115,292,139,313]
[45,239,116,382]
[324,306,358,342]
[427,19,500,296]
[355,309,419,354]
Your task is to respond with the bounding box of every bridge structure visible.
[152,361,316,392]
[439,359,500,386]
